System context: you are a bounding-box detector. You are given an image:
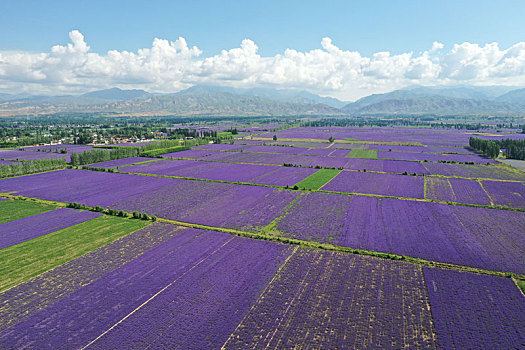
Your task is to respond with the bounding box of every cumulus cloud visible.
[0,30,524,100]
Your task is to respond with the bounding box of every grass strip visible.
[294,168,341,190]
[0,199,56,224]
[346,149,378,159]
[0,215,149,292]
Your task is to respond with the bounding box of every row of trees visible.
[468,137,501,159]
[500,139,525,160]
[70,147,138,166]
[0,158,67,178]
[469,137,525,160]
[67,202,157,221]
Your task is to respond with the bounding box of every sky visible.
[0,0,524,101]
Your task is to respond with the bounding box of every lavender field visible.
[1,125,524,349]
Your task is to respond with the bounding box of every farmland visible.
[0,123,524,348]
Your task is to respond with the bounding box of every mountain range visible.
[0,85,524,117]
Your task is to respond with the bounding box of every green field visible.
[0,200,56,224]
[0,215,149,292]
[346,149,378,159]
[294,169,341,190]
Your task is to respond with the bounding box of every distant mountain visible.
[0,90,342,117]
[81,88,151,101]
[175,85,348,108]
[496,88,525,104]
[1,85,525,117]
[343,87,525,115]
[400,85,518,100]
[94,92,342,116]
[344,96,521,115]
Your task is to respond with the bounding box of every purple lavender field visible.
[123,158,317,186]
[0,229,292,349]
[85,156,159,168]
[274,193,525,274]
[423,268,525,349]
[224,248,436,349]
[0,124,524,348]
[0,150,69,161]
[322,170,425,198]
[25,144,93,153]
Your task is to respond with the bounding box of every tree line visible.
[0,158,67,178]
[70,147,138,166]
[468,137,525,160]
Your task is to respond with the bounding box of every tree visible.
[329,136,335,143]
[273,135,277,141]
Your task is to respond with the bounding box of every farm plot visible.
[0,215,149,292]
[0,229,292,350]
[272,193,525,274]
[362,144,478,154]
[123,159,317,186]
[328,148,350,157]
[224,248,436,349]
[378,151,496,164]
[25,144,93,153]
[0,207,101,249]
[424,177,492,205]
[0,223,186,331]
[481,180,525,208]
[0,150,69,162]
[294,169,341,190]
[193,143,246,151]
[0,169,176,206]
[346,149,378,159]
[322,170,425,198]
[86,156,159,168]
[422,162,525,180]
[423,268,525,349]
[111,180,300,231]
[0,200,56,224]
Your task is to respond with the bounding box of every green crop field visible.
[0,215,149,292]
[0,200,56,224]
[346,149,378,159]
[294,169,341,190]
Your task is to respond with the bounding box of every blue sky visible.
[0,0,524,99]
[1,0,523,56]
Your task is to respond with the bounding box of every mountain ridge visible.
[1,85,524,117]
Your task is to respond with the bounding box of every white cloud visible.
[0,30,524,100]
